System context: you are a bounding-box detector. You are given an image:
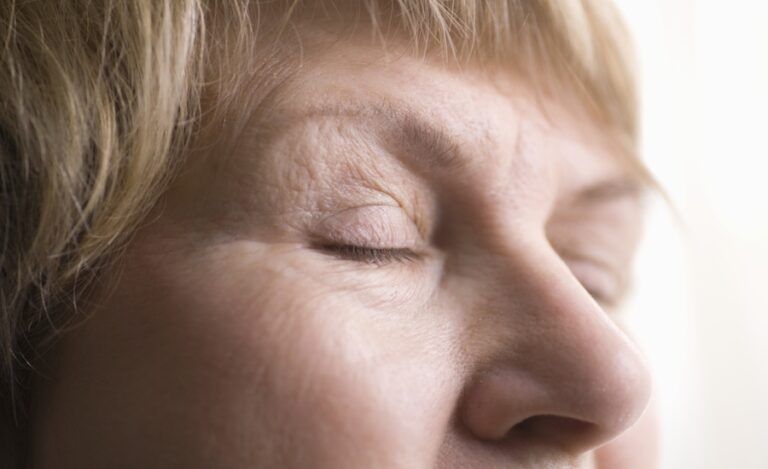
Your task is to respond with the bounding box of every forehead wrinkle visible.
[268,98,482,173]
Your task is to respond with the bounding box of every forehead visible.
[246,41,640,206]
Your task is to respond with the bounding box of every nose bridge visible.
[459,240,652,453]
[508,248,640,387]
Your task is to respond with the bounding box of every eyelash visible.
[319,244,420,265]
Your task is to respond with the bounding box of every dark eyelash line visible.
[318,244,421,265]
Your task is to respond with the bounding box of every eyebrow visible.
[571,176,647,207]
[274,100,647,205]
[275,100,467,170]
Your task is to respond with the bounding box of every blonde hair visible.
[0,0,640,459]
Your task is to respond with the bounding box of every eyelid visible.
[564,257,626,306]
[314,204,422,249]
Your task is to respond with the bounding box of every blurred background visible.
[614,1,768,468]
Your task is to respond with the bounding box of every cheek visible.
[168,242,462,467]
[202,244,461,466]
[35,238,461,468]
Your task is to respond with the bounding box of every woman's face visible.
[30,38,657,468]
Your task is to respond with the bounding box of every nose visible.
[459,248,652,455]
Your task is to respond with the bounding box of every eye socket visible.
[565,258,624,308]
[318,244,421,265]
[311,205,424,266]
[582,285,612,307]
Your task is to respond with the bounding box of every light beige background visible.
[614,1,768,467]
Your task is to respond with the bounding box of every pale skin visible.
[27,37,659,468]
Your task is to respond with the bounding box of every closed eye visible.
[317,244,421,265]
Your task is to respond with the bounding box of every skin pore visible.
[26,36,658,468]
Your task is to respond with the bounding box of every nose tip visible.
[460,329,652,455]
[592,345,653,440]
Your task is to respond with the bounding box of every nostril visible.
[508,415,602,451]
[459,328,653,454]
